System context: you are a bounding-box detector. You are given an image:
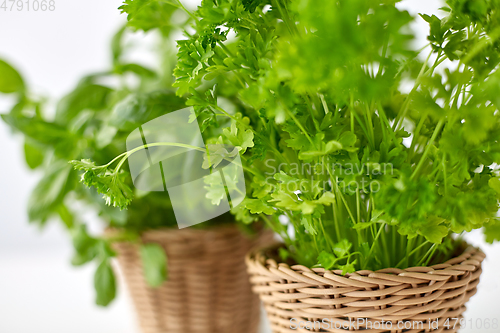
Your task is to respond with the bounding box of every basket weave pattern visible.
[246,243,485,333]
[114,226,273,333]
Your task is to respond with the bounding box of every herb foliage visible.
[0,9,193,305]
[166,0,500,272]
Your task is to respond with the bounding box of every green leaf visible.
[488,177,500,195]
[140,243,168,288]
[108,91,184,130]
[71,225,98,266]
[56,83,112,125]
[115,63,157,78]
[268,191,316,214]
[119,0,179,34]
[484,219,500,244]
[203,144,239,169]
[317,251,336,270]
[274,171,324,198]
[28,161,73,224]
[95,125,118,149]
[333,239,352,258]
[203,172,227,205]
[222,118,255,153]
[174,40,216,95]
[338,132,357,150]
[418,217,449,244]
[338,260,357,275]
[242,0,264,13]
[1,114,74,149]
[70,159,134,210]
[325,140,342,153]
[244,198,275,215]
[94,259,117,306]
[314,192,335,205]
[24,141,45,169]
[56,204,75,229]
[0,59,24,93]
[231,202,258,224]
[301,215,317,235]
[111,26,127,62]
[352,222,374,230]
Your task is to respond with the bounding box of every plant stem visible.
[410,118,445,180]
[417,243,437,266]
[396,240,430,268]
[363,223,386,269]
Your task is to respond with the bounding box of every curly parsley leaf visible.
[71,159,133,210]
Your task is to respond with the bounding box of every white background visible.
[0,1,498,333]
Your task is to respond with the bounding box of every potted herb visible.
[169,0,500,331]
[0,3,271,333]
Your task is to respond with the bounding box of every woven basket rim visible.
[106,223,255,240]
[246,242,485,328]
[141,223,242,237]
[246,241,485,280]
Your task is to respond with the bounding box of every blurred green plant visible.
[0,4,236,306]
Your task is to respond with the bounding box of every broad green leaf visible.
[1,114,73,149]
[71,225,98,266]
[24,141,44,169]
[56,83,112,125]
[115,63,157,78]
[108,91,184,130]
[28,161,73,224]
[111,26,126,62]
[140,243,168,288]
[95,125,118,149]
[94,259,117,306]
[0,59,24,93]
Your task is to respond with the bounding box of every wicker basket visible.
[246,243,485,333]
[113,225,274,333]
